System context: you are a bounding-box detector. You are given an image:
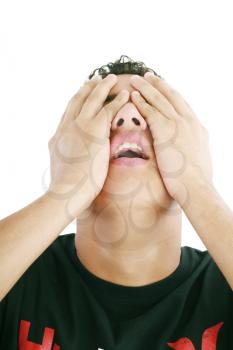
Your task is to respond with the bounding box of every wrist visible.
[44,186,91,220]
[175,166,216,208]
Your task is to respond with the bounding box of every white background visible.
[0,0,232,250]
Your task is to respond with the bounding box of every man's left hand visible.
[130,73,214,205]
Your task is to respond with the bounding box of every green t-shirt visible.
[0,233,232,349]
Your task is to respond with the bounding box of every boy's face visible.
[106,74,156,165]
[95,74,173,206]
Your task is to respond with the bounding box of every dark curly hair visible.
[88,55,163,80]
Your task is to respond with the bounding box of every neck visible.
[75,195,182,287]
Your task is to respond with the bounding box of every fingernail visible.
[131,75,141,81]
[144,72,154,78]
[144,72,164,80]
[90,75,102,82]
[106,74,117,82]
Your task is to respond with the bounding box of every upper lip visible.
[110,132,151,160]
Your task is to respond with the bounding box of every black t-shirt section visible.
[0,232,232,350]
[68,233,211,323]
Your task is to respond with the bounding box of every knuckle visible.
[110,95,123,108]
[143,102,153,114]
[84,97,97,110]
[87,93,98,103]
[71,88,83,101]
[152,90,160,98]
[101,105,112,118]
[168,87,177,95]
[68,95,79,109]
[74,116,87,131]
[48,137,55,149]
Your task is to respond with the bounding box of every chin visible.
[94,165,173,210]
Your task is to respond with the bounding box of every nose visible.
[111,102,147,131]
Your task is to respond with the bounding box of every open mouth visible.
[113,149,149,160]
[111,149,149,167]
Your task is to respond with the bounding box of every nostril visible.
[117,118,124,127]
[132,118,140,126]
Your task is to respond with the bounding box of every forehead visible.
[108,74,145,96]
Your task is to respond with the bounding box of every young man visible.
[0,55,232,349]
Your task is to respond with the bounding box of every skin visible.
[48,71,233,291]
[74,74,183,287]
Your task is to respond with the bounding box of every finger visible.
[144,73,194,116]
[130,75,178,119]
[131,90,170,124]
[131,91,176,146]
[78,74,118,119]
[63,75,103,124]
[74,90,130,144]
[52,76,102,137]
[96,89,130,125]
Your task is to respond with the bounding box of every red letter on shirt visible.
[19,320,60,350]
[167,322,224,350]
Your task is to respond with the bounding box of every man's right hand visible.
[46,74,129,218]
